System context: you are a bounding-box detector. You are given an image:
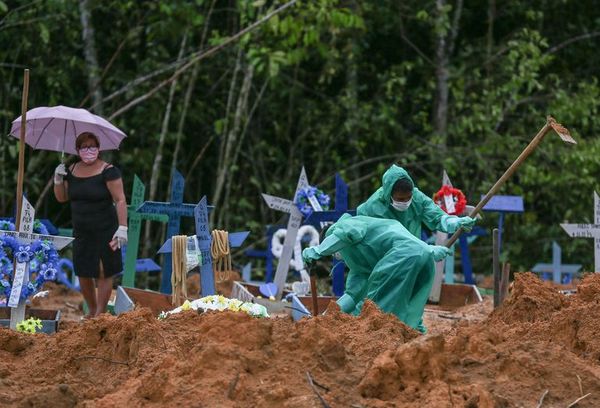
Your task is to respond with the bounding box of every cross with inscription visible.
[560,191,600,273]
[1,197,73,329]
[262,168,311,299]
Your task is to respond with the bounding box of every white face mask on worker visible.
[392,198,412,211]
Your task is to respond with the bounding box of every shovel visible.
[445,116,576,248]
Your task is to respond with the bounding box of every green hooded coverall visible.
[356,165,474,239]
[302,214,450,332]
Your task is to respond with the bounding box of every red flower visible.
[433,185,467,215]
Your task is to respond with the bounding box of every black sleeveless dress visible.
[66,164,123,278]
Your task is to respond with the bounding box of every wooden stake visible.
[310,275,319,316]
[500,262,510,305]
[15,69,29,231]
[493,228,501,309]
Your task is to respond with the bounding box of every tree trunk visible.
[220,72,266,228]
[433,0,463,147]
[434,0,449,142]
[213,61,254,228]
[79,0,103,115]
[486,0,495,76]
[208,47,242,226]
[142,33,188,256]
[169,0,217,192]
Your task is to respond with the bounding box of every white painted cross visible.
[560,191,600,273]
[262,167,310,299]
[430,170,478,302]
[2,197,74,329]
[430,171,452,302]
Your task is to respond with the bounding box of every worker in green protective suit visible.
[302,213,452,332]
[357,164,476,239]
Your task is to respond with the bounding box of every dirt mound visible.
[358,273,600,407]
[30,281,84,321]
[576,273,600,302]
[491,272,569,323]
[0,300,415,407]
[3,273,600,407]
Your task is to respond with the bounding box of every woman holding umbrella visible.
[53,131,128,318]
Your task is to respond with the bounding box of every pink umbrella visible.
[9,105,127,156]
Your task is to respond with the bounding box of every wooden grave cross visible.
[122,175,169,288]
[158,196,249,297]
[136,169,213,293]
[560,191,600,273]
[1,197,74,329]
[262,167,310,299]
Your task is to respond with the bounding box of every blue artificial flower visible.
[0,279,9,287]
[30,259,40,272]
[40,240,52,251]
[0,220,15,231]
[33,220,49,235]
[39,264,57,281]
[15,245,33,263]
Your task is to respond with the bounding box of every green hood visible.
[381,165,415,203]
[326,213,367,244]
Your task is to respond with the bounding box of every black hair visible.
[392,178,413,195]
[320,223,333,241]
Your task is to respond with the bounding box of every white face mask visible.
[391,198,412,211]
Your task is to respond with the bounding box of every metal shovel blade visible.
[548,116,577,144]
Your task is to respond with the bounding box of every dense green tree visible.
[1,0,599,284]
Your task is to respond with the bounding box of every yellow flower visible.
[181,300,192,311]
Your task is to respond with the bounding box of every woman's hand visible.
[109,238,119,251]
[111,225,128,249]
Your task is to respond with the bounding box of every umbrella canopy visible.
[9,105,126,155]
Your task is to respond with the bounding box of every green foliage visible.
[1,0,599,281]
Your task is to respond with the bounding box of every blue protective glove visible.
[430,245,452,262]
[444,216,476,233]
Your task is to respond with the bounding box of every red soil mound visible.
[3,273,600,407]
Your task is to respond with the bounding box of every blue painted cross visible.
[244,224,279,283]
[136,170,213,293]
[532,241,582,284]
[158,196,249,296]
[304,173,356,296]
[482,195,524,255]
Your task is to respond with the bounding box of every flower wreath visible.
[0,221,58,302]
[433,185,467,216]
[295,186,330,218]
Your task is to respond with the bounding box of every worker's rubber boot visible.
[336,294,356,314]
